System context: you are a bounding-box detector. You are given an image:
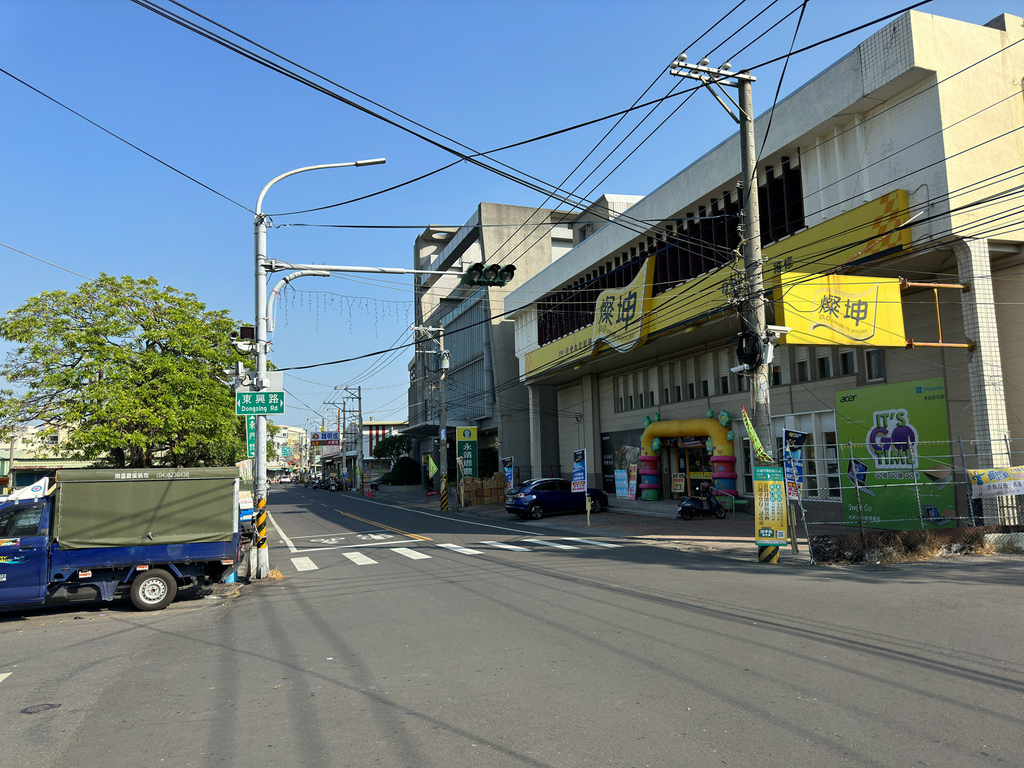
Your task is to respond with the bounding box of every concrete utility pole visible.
[412,325,454,513]
[669,56,771,458]
[356,386,364,496]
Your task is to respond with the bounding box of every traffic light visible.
[461,262,516,286]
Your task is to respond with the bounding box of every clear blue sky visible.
[0,1,1010,430]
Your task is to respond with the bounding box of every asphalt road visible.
[2,485,1022,767]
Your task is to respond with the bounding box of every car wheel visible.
[130,568,177,611]
[528,503,544,520]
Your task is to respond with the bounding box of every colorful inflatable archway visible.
[637,414,737,501]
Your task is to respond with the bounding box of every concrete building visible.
[404,201,643,484]
[504,11,1024,525]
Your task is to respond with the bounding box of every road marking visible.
[438,543,483,555]
[344,552,378,565]
[0,672,10,685]
[290,556,318,572]
[481,541,532,551]
[392,547,431,560]
[561,538,622,548]
[267,511,298,553]
[522,539,579,550]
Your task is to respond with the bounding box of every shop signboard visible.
[457,427,477,478]
[835,378,955,529]
[572,450,587,493]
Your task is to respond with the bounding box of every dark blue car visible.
[505,478,609,519]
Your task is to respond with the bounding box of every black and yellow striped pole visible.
[440,476,448,513]
[758,545,780,563]
[254,495,269,579]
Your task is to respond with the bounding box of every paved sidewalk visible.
[367,484,812,565]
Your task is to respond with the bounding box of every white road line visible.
[343,552,378,565]
[481,541,532,551]
[437,543,484,555]
[0,672,10,685]
[561,538,623,548]
[522,539,579,550]
[392,547,431,560]
[267,510,298,553]
[290,556,319,572]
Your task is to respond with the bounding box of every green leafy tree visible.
[0,274,250,468]
[371,433,412,465]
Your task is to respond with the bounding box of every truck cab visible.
[0,497,49,605]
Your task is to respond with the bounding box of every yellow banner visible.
[523,191,911,379]
[779,273,906,346]
[592,259,653,353]
[741,406,774,462]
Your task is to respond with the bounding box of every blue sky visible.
[0,1,1011,431]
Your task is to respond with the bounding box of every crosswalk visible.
[289,538,622,572]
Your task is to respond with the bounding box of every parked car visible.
[505,478,608,520]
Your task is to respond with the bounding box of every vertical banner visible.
[754,466,789,546]
[245,414,257,459]
[572,449,587,493]
[456,427,478,478]
[627,463,639,499]
[783,430,808,500]
[502,457,514,491]
[835,378,954,529]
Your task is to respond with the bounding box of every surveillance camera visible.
[229,330,239,341]
[730,364,748,374]
[766,325,791,336]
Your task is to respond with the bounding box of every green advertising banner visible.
[835,378,955,530]
[456,426,478,478]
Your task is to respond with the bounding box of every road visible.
[2,485,1021,767]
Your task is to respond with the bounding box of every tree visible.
[371,433,412,465]
[0,274,250,468]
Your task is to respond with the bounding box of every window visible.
[840,349,856,376]
[866,349,884,381]
[650,391,656,407]
[817,353,832,379]
[688,383,696,399]
[664,387,670,404]
[772,365,782,386]
[796,360,810,382]
[741,437,753,493]
[618,397,624,412]
[718,350,730,395]
[825,430,840,498]
[700,354,712,398]
[675,385,682,401]
[629,395,634,409]
[687,359,696,401]
[639,393,644,409]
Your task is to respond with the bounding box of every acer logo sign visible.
[839,395,857,403]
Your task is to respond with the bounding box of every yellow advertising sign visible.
[592,259,653,353]
[523,191,911,379]
[779,273,906,346]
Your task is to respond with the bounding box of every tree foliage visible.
[371,433,412,464]
[0,274,250,468]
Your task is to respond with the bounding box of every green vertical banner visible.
[457,427,478,478]
[835,378,955,530]
[245,415,257,458]
[754,466,788,546]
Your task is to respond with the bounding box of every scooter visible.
[677,489,727,520]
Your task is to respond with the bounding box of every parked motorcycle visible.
[678,483,726,520]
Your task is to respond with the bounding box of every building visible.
[503,11,1024,526]
[404,201,642,484]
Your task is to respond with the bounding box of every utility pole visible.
[356,386,364,496]
[669,55,770,455]
[412,325,455,513]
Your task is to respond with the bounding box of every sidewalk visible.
[368,484,812,565]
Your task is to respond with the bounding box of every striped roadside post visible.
[440,476,449,512]
[255,495,269,579]
[758,545,780,563]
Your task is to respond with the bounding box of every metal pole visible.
[438,331,449,512]
[738,75,771,463]
[253,213,270,580]
[357,386,364,496]
[251,157,385,579]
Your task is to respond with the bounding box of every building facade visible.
[503,11,1024,523]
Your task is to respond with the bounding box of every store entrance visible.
[669,439,714,498]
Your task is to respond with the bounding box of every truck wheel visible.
[130,569,178,611]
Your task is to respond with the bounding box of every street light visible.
[252,158,385,579]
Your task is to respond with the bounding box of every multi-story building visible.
[503,10,1024,525]
[405,201,644,483]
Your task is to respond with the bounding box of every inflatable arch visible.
[637,415,737,501]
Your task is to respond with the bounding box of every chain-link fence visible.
[793,437,1024,564]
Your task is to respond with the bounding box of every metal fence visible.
[793,437,1024,564]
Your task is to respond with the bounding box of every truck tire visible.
[130,568,178,611]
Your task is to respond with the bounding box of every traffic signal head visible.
[461,262,516,286]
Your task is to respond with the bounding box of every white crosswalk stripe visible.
[561,538,622,548]
[522,539,579,550]
[481,541,532,551]
[392,547,431,560]
[344,552,378,565]
[438,543,484,555]
[291,556,319,571]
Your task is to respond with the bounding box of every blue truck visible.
[0,467,242,612]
